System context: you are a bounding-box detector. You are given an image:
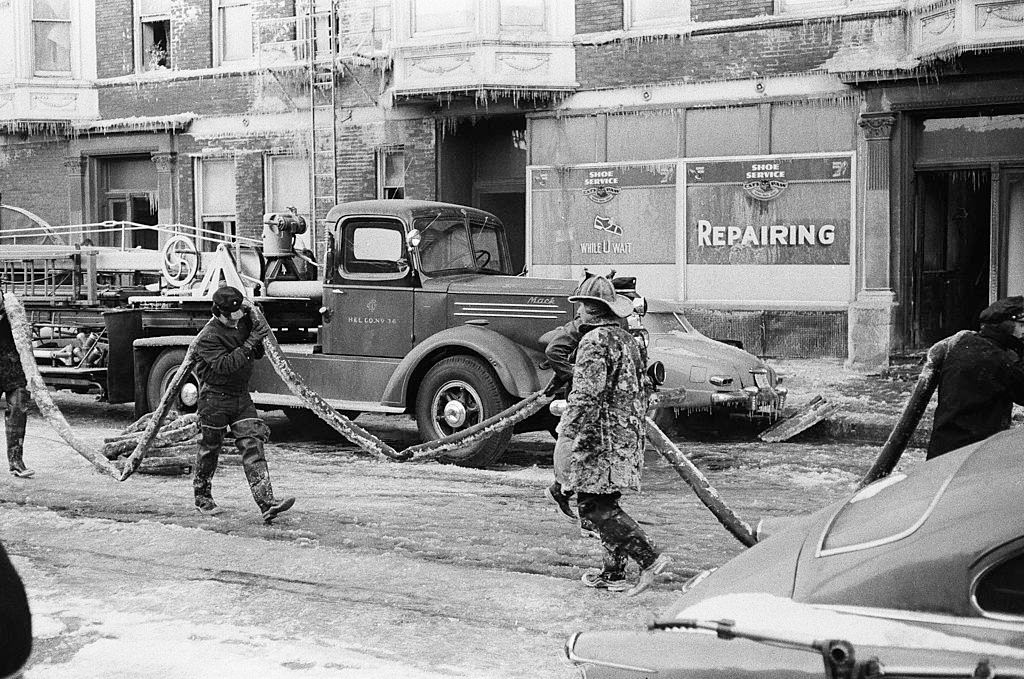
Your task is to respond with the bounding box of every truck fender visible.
[382,326,545,408]
[132,335,196,418]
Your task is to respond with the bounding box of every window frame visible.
[194,157,237,253]
[335,217,411,282]
[213,0,254,66]
[410,0,476,38]
[623,0,690,31]
[134,0,172,72]
[31,0,73,77]
[376,146,407,200]
[263,153,313,254]
[773,0,896,15]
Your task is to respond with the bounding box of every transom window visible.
[32,0,72,75]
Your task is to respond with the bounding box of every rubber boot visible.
[6,388,33,478]
[242,458,294,524]
[194,425,224,515]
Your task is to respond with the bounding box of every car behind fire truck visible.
[0,200,785,467]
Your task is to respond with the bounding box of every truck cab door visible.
[322,216,415,358]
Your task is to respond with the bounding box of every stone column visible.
[64,155,87,227]
[848,112,897,369]
[151,151,177,227]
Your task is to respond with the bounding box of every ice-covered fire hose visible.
[4,292,756,546]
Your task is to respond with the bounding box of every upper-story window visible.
[500,0,546,32]
[625,0,689,29]
[413,0,474,35]
[136,0,171,71]
[32,0,72,75]
[215,0,253,65]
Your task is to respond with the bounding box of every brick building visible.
[1,0,1023,365]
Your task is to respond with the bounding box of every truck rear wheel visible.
[146,348,201,414]
[415,355,512,468]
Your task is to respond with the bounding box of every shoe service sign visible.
[529,163,677,266]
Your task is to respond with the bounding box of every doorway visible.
[915,169,991,346]
[437,116,527,274]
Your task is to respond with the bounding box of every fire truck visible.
[0,199,785,467]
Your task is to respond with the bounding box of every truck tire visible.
[415,355,512,468]
[146,348,201,414]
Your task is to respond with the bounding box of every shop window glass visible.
[413,0,472,35]
[197,159,236,252]
[32,0,72,74]
[217,0,253,64]
[626,0,687,28]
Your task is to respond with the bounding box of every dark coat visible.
[194,316,264,396]
[927,326,1024,459]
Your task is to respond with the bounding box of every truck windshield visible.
[416,215,509,276]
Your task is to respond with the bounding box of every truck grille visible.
[454,301,568,320]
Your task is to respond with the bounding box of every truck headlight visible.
[632,296,648,317]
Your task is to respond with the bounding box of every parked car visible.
[645,298,786,431]
[566,427,1024,678]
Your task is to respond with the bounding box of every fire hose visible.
[4,292,756,547]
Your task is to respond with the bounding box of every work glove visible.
[249,309,273,340]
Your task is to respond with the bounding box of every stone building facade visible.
[1,0,1023,366]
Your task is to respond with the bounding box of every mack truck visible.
[0,199,786,468]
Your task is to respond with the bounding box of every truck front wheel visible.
[146,348,201,414]
[415,355,512,468]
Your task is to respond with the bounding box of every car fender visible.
[382,326,544,408]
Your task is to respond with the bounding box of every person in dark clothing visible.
[927,296,1024,460]
[0,298,34,478]
[560,274,670,596]
[0,540,31,677]
[193,286,295,523]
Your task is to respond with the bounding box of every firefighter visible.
[543,275,637,531]
[193,286,295,522]
[927,296,1024,459]
[0,297,34,478]
[560,274,671,595]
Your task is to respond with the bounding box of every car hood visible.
[569,594,1024,679]
[424,274,576,297]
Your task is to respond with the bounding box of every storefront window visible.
[32,0,72,75]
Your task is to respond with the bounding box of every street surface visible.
[1,393,926,678]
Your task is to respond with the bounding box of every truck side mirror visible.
[406,229,422,250]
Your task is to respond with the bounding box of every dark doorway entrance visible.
[438,116,527,273]
[915,169,991,346]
